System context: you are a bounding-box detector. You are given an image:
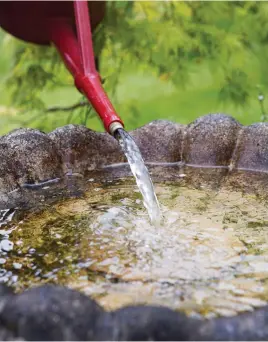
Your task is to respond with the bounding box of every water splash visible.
[115,128,162,226]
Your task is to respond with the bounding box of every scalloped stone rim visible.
[1,113,268,206]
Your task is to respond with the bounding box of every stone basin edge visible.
[1,112,268,206]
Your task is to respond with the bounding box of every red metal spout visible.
[49,1,124,134]
[0,1,122,134]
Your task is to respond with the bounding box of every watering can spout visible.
[50,1,124,135]
[109,122,125,136]
[49,15,124,135]
[0,1,124,136]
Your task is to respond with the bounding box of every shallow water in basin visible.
[0,179,268,318]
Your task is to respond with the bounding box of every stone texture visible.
[183,114,241,166]
[1,115,268,204]
[0,284,104,341]
[130,120,185,163]
[96,305,201,341]
[0,143,19,204]
[223,170,268,197]
[231,123,268,171]
[193,305,268,341]
[1,128,63,185]
[222,123,268,194]
[182,166,228,191]
[49,124,124,175]
[0,284,267,341]
[0,114,267,206]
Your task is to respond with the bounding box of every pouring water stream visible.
[114,128,162,226]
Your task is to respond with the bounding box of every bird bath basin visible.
[0,113,268,340]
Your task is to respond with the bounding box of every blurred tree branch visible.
[45,101,88,113]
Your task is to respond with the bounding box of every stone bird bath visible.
[0,113,268,340]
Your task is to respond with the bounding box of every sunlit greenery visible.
[0,1,268,134]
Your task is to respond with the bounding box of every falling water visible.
[114,128,162,226]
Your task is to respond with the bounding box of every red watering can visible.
[0,1,124,135]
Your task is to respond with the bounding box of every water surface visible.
[0,179,267,318]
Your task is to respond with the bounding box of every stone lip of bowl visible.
[0,113,268,340]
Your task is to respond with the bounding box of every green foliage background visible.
[0,1,268,135]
